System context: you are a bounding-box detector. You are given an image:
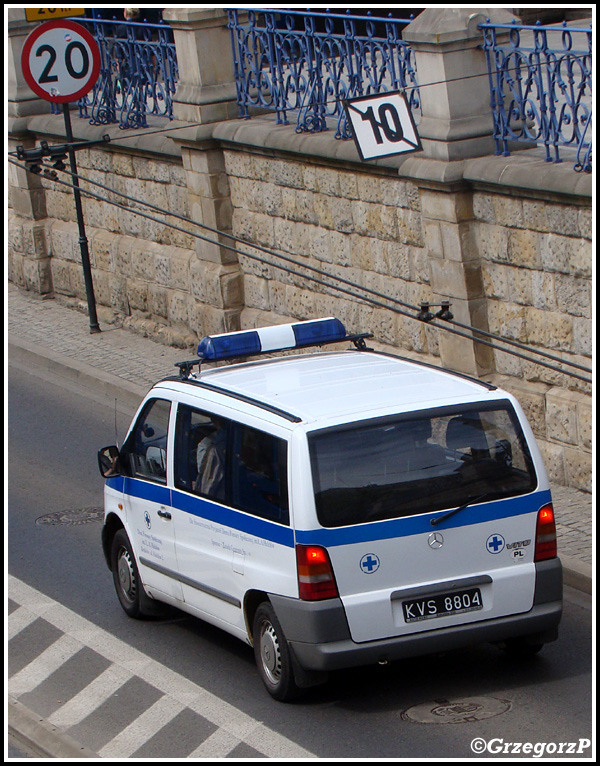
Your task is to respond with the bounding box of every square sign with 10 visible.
[344,91,422,161]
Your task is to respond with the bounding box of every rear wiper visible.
[430,493,491,527]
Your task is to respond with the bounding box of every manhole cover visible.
[35,508,104,526]
[401,696,511,724]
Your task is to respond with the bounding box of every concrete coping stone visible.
[9,112,591,200]
[464,152,593,199]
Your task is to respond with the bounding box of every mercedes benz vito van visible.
[98,318,562,700]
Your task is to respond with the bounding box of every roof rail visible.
[175,318,373,378]
[369,350,498,391]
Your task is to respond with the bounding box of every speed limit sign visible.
[21,19,100,103]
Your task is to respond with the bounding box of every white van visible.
[98,318,562,701]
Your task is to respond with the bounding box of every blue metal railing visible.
[57,17,178,129]
[480,20,592,172]
[61,11,591,174]
[226,8,420,140]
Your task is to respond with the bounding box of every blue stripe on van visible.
[295,489,552,547]
[124,477,172,505]
[120,478,295,547]
[171,490,295,547]
[105,476,124,492]
[117,478,551,551]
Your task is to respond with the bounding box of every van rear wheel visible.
[253,602,302,701]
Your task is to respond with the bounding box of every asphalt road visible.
[7,359,594,759]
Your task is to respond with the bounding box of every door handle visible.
[157,509,172,520]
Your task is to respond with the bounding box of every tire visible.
[110,528,168,619]
[253,602,302,702]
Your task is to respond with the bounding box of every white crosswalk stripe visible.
[188,728,243,758]
[99,695,186,758]
[7,605,38,640]
[48,663,133,729]
[8,575,315,758]
[8,634,83,697]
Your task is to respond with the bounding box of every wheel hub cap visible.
[260,624,281,684]
[117,549,135,601]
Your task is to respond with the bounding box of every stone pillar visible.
[403,7,517,161]
[161,8,244,334]
[7,8,50,233]
[419,187,493,377]
[162,8,239,124]
[7,8,52,123]
[8,137,47,221]
[7,9,53,293]
[403,8,516,375]
[179,144,243,336]
[163,8,243,337]
[8,160,52,293]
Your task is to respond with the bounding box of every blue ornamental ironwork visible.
[226,8,420,140]
[480,20,592,172]
[72,16,178,130]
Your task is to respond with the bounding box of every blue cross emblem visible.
[360,553,380,574]
[486,533,505,554]
[144,511,152,529]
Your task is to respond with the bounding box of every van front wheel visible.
[253,602,301,702]
[111,529,144,618]
[110,529,168,619]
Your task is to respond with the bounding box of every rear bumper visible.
[288,600,561,672]
[271,558,563,673]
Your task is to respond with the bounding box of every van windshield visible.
[309,402,537,527]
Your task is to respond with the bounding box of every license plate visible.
[402,587,483,623]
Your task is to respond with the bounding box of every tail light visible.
[534,502,557,561]
[296,544,338,600]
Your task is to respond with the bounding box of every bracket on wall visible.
[417,300,453,322]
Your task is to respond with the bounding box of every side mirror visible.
[98,445,122,478]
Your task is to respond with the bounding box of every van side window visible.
[122,398,171,484]
[231,424,290,525]
[174,405,228,503]
[174,406,289,525]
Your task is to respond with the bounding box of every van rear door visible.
[307,402,545,643]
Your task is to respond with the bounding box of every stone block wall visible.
[9,144,199,349]
[471,190,592,490]
[224,150,438,360]
[474,192,592,382]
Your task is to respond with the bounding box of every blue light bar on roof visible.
[197,317,347,361]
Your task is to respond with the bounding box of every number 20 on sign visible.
[21,19,100,103]
[344,91,422,161]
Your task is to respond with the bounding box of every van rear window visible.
[309,403,537,528]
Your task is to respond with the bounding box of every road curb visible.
[8,334,148,412]
[8,695,98,759]
[560,555,593,595]
[8,332,592,596]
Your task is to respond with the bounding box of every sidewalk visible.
[6,283,593,593]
